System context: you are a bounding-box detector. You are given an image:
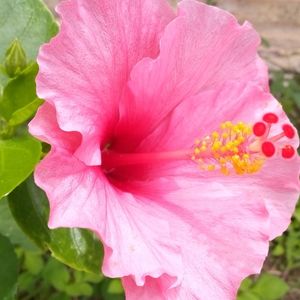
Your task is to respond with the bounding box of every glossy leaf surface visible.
[0,135,41,198]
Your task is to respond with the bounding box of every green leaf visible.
[271,243,285,256]
[48,293,69,300]
[293,205,300,222]
[101,278,124,300]
[0,0,58,62]
[18,272,37,293]
[24,251,44,275]
[285,227,300,269]
[8,177,104,274]
[50,227,104,274]
[64,282,93,297]
[107,279,124,294]
[0,198,37,250]
[0,0,58,86]
[0,117,14,139]
[252,273,289,300]
[0,134,41,198]
[43,258,70,291]
[82,272,103,284]
[8,98,44,126]
[0,234,19,299]
[0,63,39,120]
[238,292,260,300]
[239,277,253,292]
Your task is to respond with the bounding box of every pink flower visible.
[29,0,299,299]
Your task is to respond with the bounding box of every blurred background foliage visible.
[0,0,299,299]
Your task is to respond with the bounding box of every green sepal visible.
[4,39,27,78]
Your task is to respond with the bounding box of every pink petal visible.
[29,102,81,153]
[36,0,174,165]
[123,275,174,300]
[123,145,299,297]
[35,151,182,285]
[256,55,270,92]
[121,175,270,299]
[137,81,270,152]
[255,157,300,239]
[114,0,267,150]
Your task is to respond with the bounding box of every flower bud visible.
[4,39,27,78]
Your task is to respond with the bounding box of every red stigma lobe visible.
[281,145,295,159]
[282,124,295,139]
[263,113,279,124]
[261,141,275,157]
[253,122,267,137]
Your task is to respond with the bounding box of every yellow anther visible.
[233,140,240,147]
[226,142,233,150]
[212,131,219,139]
[233,147,239,153]
[222,132,229,139]
[244,127,252,134]
[207,165,216,171]
[232,155,240,161]
[212,141,221,151]
[219,157,227,164]
[193,121,264,176]
[233,125,240,133]
[194,147,201,155]
[237,136,245,143]
[221,166,230,175]
[221,146,227,153]
[243,154,250,160]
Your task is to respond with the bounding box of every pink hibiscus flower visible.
[29,0,299,299]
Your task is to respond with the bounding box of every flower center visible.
[102,112,296,176]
